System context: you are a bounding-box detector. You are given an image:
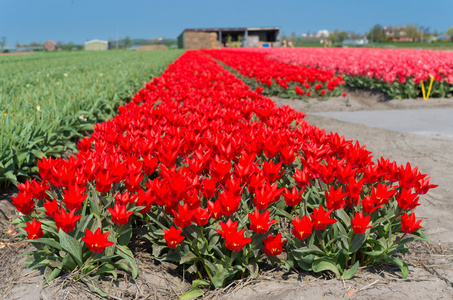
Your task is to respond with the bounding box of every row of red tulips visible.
[13,50,435,296]
[202,49,345,99]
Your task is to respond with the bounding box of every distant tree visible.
[348,31,363,39]
[123,36,132,48]
[328,29,348,43]
[16,41,21,47]
[367,25,386,42]
[405,25,420,41]
[447,26,453,41]
[0,36,6,49]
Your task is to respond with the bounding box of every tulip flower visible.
[136,189,154,214]
[414,177,438,195]
[31,180,50,200]
[54,207,81,233]
[44,198,59,218]
[108,204,134,225]
[203,178,217,199]
[401,212,422,233]
[163,226,185,248]
[82,228,114,253]
[209,156,232,183]
[262,160,283,183]
[115,191,137,208]
[217,219,252,252]
[254,182,282,210]
[248,209,277,234]
[325,185,348,211]
[263,233,286,256]
[292,215,313,240]
[218,190,241,216]
[351,211,372,234]
[13,192,35,215]
[172,203,194,228]
[224,229,252,252]
[125,171,144,192]
[372,183,396,206]
[361,195,381,214]
[192,207,211,226]
[293,168,310,189]
[62,185,87,211]
[95,171,115,193]
[397,188,420,210]
[24,219,43,240]
[310,206,337,230]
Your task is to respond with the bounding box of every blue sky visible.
[1,0,452,45]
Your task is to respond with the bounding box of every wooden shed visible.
[178,27,281,49]
[85,40,108,51]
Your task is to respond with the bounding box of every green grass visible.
[0,50,183,186]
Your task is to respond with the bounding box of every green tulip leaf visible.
[179,288,205,299]
[58,229,83,267]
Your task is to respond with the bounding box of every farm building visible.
[44,40,56,51]
[342,39,369,45]
[85,39,108,51]
[178,27,281,49]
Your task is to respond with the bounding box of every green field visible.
[0,50,183,186]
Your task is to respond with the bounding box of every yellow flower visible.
[36,105,41,112]
[63,73,68,77]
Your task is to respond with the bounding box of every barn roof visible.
[184,27,280,32]
[85,39,108,45]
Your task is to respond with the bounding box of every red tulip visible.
[263,233,286,256]
[248,209,277,233]
[44,198,59,218]
[82,228,114,253]
[351,211,372,234]
[292,215,313,240]
[282,186,303,207]
[108,204,134,225]
[401,212,422,233]
[325,185,348,211]
[192,207,211,226]
[163,226,185,248]
[24,219,43,240]
[172,203,194,228]
[12,192,35,215]
[310,206,337,230]
[54,207,81,233]
[218,219,251,252]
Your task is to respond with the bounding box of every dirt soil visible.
[0,52,34,56]
[2,89,453,299]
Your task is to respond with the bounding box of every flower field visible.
[10,50,437,297]
[202,49,344,99]
[0,50,183,187]
[247,47,453,99]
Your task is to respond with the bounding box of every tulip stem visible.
[385,208,403,235]
[384,233,407,254]
[316,229,328,254]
